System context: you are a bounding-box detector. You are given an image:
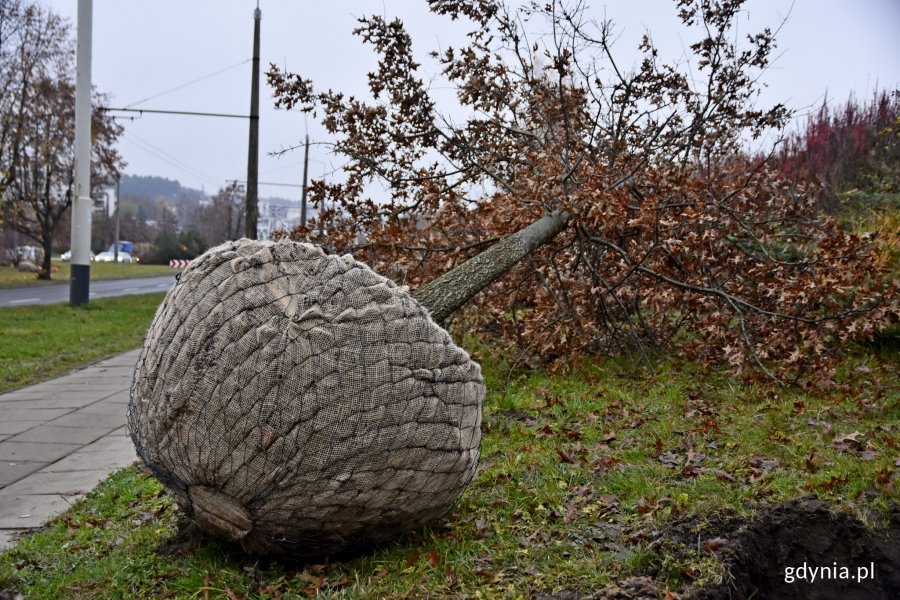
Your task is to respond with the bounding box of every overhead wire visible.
[125,58,251,109]
[122,130,219,186]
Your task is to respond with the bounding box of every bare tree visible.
[195,182,246,246]
[0,0,122,278]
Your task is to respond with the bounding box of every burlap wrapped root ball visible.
[128,239,484,557]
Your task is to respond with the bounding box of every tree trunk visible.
[39,236,54,280]
[413,210,570,323]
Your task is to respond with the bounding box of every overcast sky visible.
[43,0,900,197]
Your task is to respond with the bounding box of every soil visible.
[570,496,898,599]
[661,496,898,599]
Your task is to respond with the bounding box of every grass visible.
[0,293,164,393]
[0,339,896,599]
[0,261,178,288]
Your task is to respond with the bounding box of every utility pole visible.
[114,176,120,263]
[301,134,309,228]
[245,3,261,240]
[70,0,93,304]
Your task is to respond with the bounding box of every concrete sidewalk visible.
[0,350,140,550]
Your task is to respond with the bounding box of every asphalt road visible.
[0,275,177,307]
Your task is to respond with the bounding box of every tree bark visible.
[413,210,570,323]
[39,236,53,280]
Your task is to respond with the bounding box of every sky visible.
[42,0,900,198]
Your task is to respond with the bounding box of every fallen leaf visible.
[593,455,619,474]
[296,571,316,584]
[805,474,850,492]
[833,431,864,446]
[686,451,706,465]
[475,517,491,539]
[428,548,440,568]
[859,445,879,461]
[806,448,819,472]
[637,497,658,515]
[748,456,777,481]
[558,449,576,464]
[749,456,778,473]
[808,419,833,435]
[681,465,700,478]
[700,468,735,482]
[658,451,680,467]
[258,585,283,595]
[701,537,729,553]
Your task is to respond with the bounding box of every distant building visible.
[257,197,318,240]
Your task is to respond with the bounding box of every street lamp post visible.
[69,0,93,304]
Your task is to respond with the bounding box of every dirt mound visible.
[670,496,899,599]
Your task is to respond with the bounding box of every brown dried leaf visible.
[701,536,729,553]
[658,451,680,467]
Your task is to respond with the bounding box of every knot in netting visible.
[128,239,484,557]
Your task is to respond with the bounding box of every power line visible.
[100,107,249,119]
[125,59,251,109]
[232,180,302,188]
[122,131,219,186]
[123,137,216,186]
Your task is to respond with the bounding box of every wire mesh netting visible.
[128,239,484,557]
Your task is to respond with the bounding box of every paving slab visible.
[0,462,47,486]
[9,425,113,445]
[42,449,136,473]
[35,384,127,396]
[0,421,42,437]
[0,441,81,463]
[108,426,130,437]
[77,397,129,414]
[2,469,110,496]
[0,349,142,549]
[3,408,73,422]
[0,395,107,410]
[0,530,26,549]
[78,434,136,455]
[0,491,76,528]
[46,411,125,429]
[0,390,49,402]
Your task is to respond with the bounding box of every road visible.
[1,275,177,307]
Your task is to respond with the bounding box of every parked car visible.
[95,251,132,263]
[60,250,95,262]
[107,241,134,254]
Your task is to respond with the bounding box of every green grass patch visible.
[1,342,896,598]
[0,262,178,288]
[0,293,163,393]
